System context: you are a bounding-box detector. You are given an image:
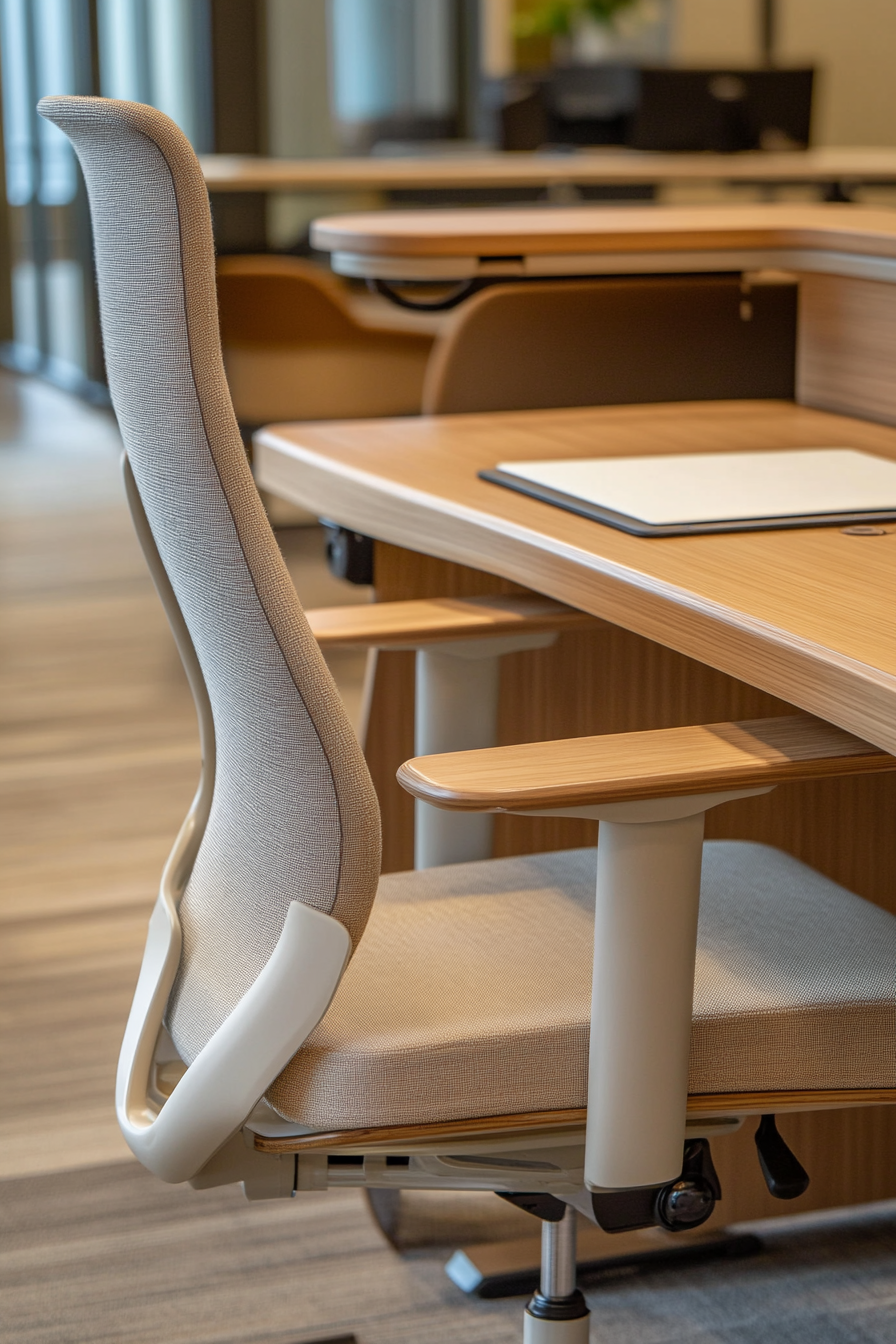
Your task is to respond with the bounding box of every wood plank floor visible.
[0,371,368,1178]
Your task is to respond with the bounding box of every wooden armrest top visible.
[397,714,895,812]
[305,595,596,648]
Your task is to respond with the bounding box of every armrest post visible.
[414,632,555,868]
[586,809,704,1193]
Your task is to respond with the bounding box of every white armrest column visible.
[588,809,705,1190]
[520,786,771,1191]
[414,632,556,868]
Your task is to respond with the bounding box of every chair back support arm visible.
[117,891,350,1185]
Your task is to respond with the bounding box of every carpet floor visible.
[3,1161,896,1344]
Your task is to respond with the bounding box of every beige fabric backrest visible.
[423,275,797,415]
[37,97,381,1064]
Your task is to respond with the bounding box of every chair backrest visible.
[37,97,381,1066]
[423,275,797,415]
[217,254,433,422]
[217,255,373,346]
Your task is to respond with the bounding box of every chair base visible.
[447,1224,762,1298]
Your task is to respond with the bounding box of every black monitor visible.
[628,68,814,153]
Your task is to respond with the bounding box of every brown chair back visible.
[423,275,796,415]
[217,255,434,423]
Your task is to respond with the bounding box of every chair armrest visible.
[397,713,895,813]
[305,594,597,649]
[400,714,893,1194]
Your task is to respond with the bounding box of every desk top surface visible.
[201,147,896,193]
[312,201,896,260]
[255,400,896,754]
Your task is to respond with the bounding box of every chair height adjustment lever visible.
[754,1114,810,1200]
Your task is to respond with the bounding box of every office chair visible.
[39,95,896,1344]
[218,253,433,527]
[423,275,797,416]
[217,254,433,426]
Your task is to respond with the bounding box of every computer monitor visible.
[628,68,814,153]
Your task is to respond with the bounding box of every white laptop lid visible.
[493,449,896,527]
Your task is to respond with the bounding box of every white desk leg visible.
[414,631,557,869]
[414,648,498,868]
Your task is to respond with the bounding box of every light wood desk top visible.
[255,399,896,756]
[310,202,896,282]
[201,147,896,195]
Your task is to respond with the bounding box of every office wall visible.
[674,0,896,146]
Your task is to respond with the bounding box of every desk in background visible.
[313,201,896,430]
[201,146,896,204]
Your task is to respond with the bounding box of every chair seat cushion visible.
[266,842,896,1130]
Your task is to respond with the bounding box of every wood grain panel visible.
[798,272,896,427]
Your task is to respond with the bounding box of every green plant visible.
[514,0,641,39]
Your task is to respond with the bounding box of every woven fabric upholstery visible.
[37,98,381,1062]
[267,842,896,1129]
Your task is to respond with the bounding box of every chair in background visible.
[423,274,797,415]
[40,95,896,1344]
[217,254,434,427]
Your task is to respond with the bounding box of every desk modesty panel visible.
[254,400,896,756]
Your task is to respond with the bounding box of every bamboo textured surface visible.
[398,715,894,812]
[256,399,896,755]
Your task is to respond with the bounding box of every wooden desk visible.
[200,146,896,196]
[312,200,896,280]
[257,400,896,753]
[257,398,896,1227]
[314,201,896,429]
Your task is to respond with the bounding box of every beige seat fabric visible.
[268,842,896,1130]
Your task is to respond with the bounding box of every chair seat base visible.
[253,1089,896,1154]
